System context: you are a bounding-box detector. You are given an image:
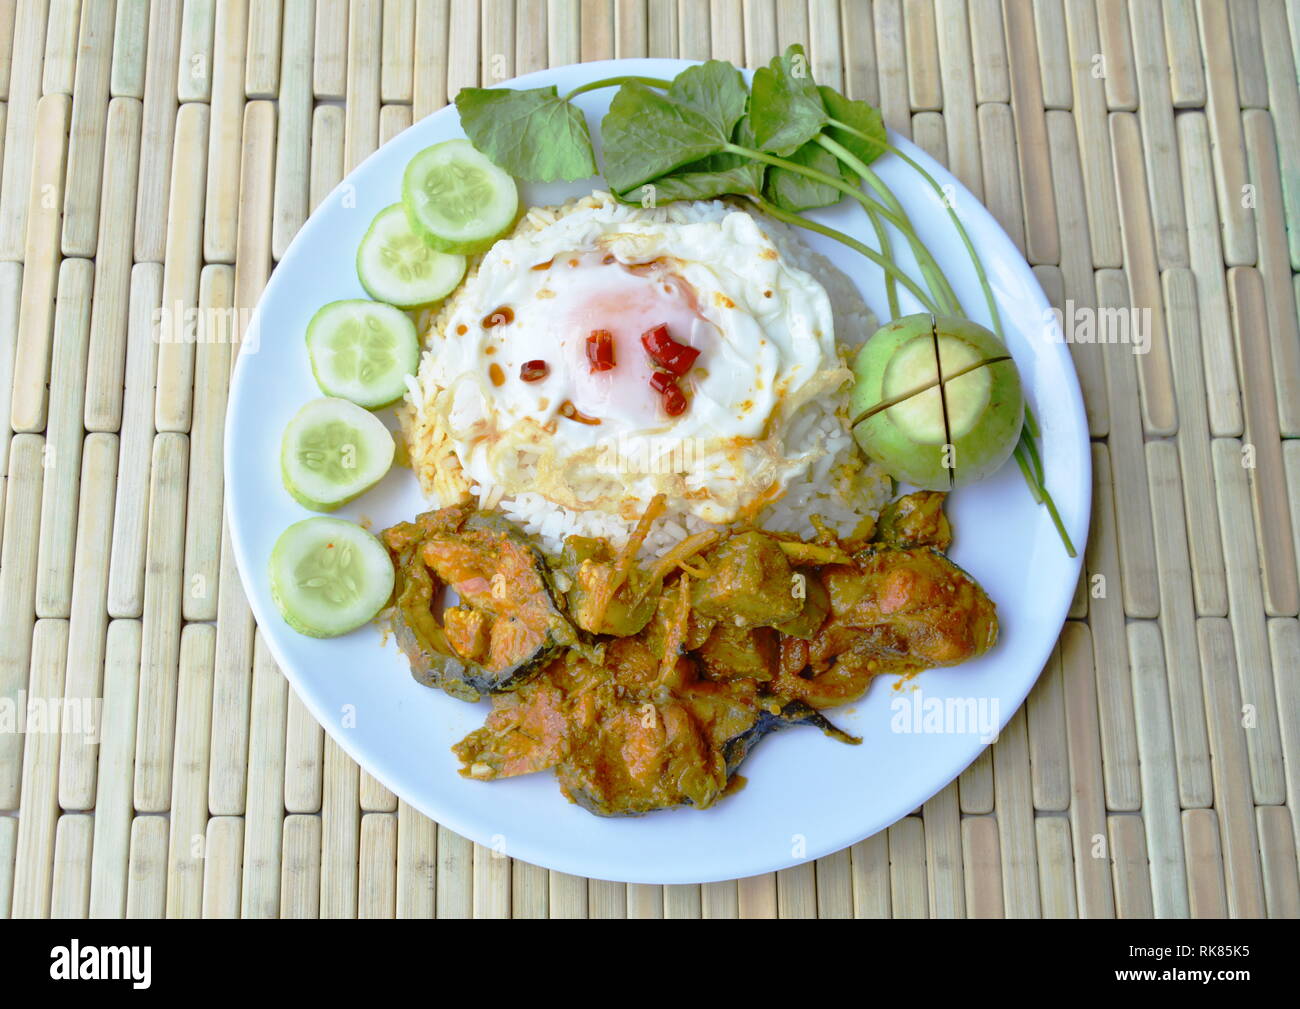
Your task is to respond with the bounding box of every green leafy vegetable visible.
[601,82,731,193]
[627,118,764,204]
[819,86,887,167]
[454,85,597,182]
[764,139,848,211]
[667,60,749,139]
[749,44,828,156]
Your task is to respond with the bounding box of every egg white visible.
[419,196,850,523]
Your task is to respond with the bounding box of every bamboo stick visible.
[1002,0,1057,263]
[1125,0,1188,268]
[967,0,1007,101]
[678,0,711,59]
[11,92,70,433]
[992,707,1041,916]
[133,0,182,263]
[359,813,398,918]
[644,0,675,58]
[84,97,143,433]
[10,620,69,917]
[57,432,119,810]
[88,619,140,918]
[485,0,520,81]
[0,0,49,260]
[284,684,324,813]
[60,0,116,256]
[245,0,283,96]
[1195,617,1266,917]
[280,814,323,917]
[1241,110,1300,437]
[1162,0,1205,106]
[615,0,647,58]
[902,0,941,111]
[1093,268,1159,617]
[815,849,852,919]
[1035,816,1077,917]
[1026,640,1070,811]
[207,518,255,815]
[106,264,162,618]
[203,0,249,263]
[42,0,80,95]
[516,0,547,73]
[271,0,314,258]
[125,815,168,917]
[0,0,14,101]
[51,813,94,917]
[700,878,736,918]
[545,867,584,918]
[1265,616,1300,861]
[1126,621,1190,917]
[710,0,742,64]
[547,0,579,64]
[1196,0,1256,266]
[177,0,217,102]
[346,0,382,171]
[922,783,964,918]
[1106,813,1152,917]
[1061,619,1116,917]
[35,259,93,618]
[874,0,911,136]
[776,862,816,918]
[1084,445,1140,811]
[412,0,450,119]
[181,266,233,622]
[962,816,1003,917]
[849,830,890,917]
[473,841,511,918]
[437,828,474,916]
[1062,0,1122,268]
[1161,269,1229,615]
[164,623,215,918]
[0,261,17,482]
[1210,438,1287,804]
[448,0,479,94]
[241,633,287,918]
[1181,808,1227,918]
[1095,0,1136,109]
[958,744,994,814]
[111,0,150,98]
[315,0,349,99]
[132,432,190,812]
[1227,0,1268,108]
[839,0,878,103]
[1176,113,1242,437]
[627,883,664,919]
[1144,440,1214,808]
[200,817,243,917]
[510,859,548,918]
[887,816,928,918]
[321,735,360,918]
[0,435,45,809]
[1255,806,1300,918]
[1259,0,1300,270]
[396,800,437,917]
[1032,0,1071,109]
[382,0,415,99]
[933,0,982,199]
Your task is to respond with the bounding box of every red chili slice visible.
[586,329,615,372]
[640,323,700,376]
[648,370,675,394]
[661,382,688,417]
[519,360,549,382]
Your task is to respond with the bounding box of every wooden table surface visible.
[0,0,1297,918]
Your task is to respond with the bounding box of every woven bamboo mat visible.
[0,0,1297,920]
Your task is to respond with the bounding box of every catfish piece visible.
[720,697,860,772]
[873,491,952,550]
[695,622,778,681]
[772,572,830,640]
[690,531,803,628]
[383,507,577,701]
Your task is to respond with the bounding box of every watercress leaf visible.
[750,44,827,156]
[454,85,597,182]
[601,83,731,193]
[764,139,847,211]
[819,85,887,167]
[667,60,749,139]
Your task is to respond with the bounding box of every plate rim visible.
[225,56,1092,884]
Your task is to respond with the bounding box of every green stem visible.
[817,134,962,316]
[563,75,674,100]
[753,198,941,314]
[865,202,901,320]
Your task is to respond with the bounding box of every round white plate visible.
[226,58,1090,885]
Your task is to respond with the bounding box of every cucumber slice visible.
[268,517,395,638]
[357,203,466,308]
[306,299,420,408]
[281,397,395,511]
[402,139,519,254]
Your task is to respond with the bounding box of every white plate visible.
[226,58,1090,885]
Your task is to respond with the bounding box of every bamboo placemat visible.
[0,0,1296,919]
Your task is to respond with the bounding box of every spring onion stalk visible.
[563,76,674,100]
[754,198,941,314]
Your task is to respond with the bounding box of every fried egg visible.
[418,195,850,523]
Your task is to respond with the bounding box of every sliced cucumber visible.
[281,397,395,511]
[402,139,519,254]
[306,299,419,408]
[358,203,466,308]
[269,517,395,638]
